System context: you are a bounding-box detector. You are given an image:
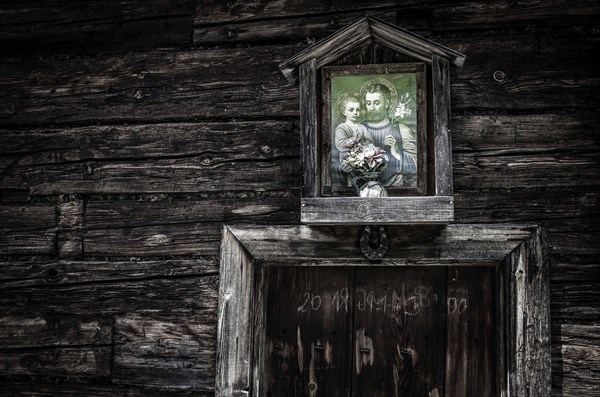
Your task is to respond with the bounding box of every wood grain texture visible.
[445,266,496,396]
[113,313,216,391]
[0,259,218,288]
[300,59,319,197]
[1,121,301,194]
[193,1,429,25]
[301,196,454,224]
[216,226,255,397]
[0,382,214,397]
[506,227,551,396]
[1,29,597,126]
[353,267,446,396]
[432,0,600,30]
[0,46,299,126]
[0,314,113,349]
[0,204,56,255]
[452,113,600,153]
[193,0,599,30]
[261,267,354,396]
[431,55,453,196]
[0,1,193,55]
[0,347,112,377]
[83,198,298,256]
[0,276,218,315]
[194,9,402,45]
[552,324,600,396]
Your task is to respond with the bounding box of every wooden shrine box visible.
[279,17,466,224]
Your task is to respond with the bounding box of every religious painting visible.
[321,63,427,196]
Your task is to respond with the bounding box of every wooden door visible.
[260,266,497,396]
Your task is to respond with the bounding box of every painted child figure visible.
[333,92,374,187]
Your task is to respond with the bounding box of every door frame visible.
[215,224,551,396]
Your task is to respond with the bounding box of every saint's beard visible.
[365,107,387,123]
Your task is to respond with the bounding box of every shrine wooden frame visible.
[298,54,454,224]
[215,224,551,396]
[279,16,467,225]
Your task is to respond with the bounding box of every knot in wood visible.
[261,145,271,153]
[493,70,506,82]
[44,266,62,283]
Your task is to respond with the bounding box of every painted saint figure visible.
[360,78,417,187]
[333,92,374,186]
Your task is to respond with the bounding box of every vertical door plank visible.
[262,266,354,396]
[353,266,446,396]
[444,266,496,396]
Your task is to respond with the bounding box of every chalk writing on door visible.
[297,285,468,315]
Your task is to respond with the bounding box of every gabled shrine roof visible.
[279,16,466,86]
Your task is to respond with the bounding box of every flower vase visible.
[351,172,388,198]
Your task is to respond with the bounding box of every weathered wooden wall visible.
[0,1,598,395]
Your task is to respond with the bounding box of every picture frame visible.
[321,63,427,197]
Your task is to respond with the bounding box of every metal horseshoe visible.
[359,225,389,260]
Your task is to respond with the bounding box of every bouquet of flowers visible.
[341,137,388,174]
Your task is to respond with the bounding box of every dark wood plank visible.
[83,198,298,257]
[0,0,193,56]
[452,113,600,153]
[552,324,600,397]
[194,10,403,45]
[301,196,454,224]
[0,314,112,348]
[1,121,301,194]
[506,228,552,395]
[113,313,216,391]
[431,55,453,196]
[0,204,56,255]
[551,263,600,324]
[0,346,111,378]
[0,276,218,315]
[454,188,600,223]
[0,259,218,288]
[85,198,299,228]
[300,59,319,198]
[23,158,299,195]
[1,30,598,127]
[0,382,214,397]
[57,198,84,259]
[228,224,536,262]
[193,1,429,24]
[216,226,255,396]
[261,266,354,396]
[0,46,299,126]
[454,152,600,189]
[432,0,600,31]
[548,230,600,257]
[445,266,496,396]
[0,121,299,158]
[353,266,446,396]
